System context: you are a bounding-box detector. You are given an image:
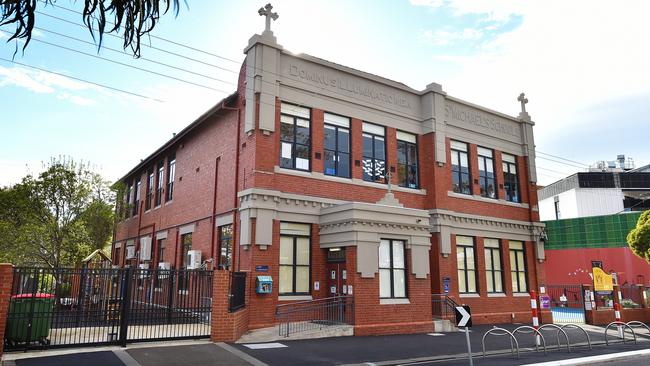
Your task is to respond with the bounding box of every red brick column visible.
[210,270,249,342]
[0,264,14,358]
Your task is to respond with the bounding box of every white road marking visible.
[243,342,288,349]
[521,348,650,365]
[427,333,445,336]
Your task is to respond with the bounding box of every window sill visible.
[487,293,506,297]
[275,166,427,195]
[513,292,530,297]
[447,191,529,208]
[278,295,312,301]
[380,298,410,305]
[459,293,480,298]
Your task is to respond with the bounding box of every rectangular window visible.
[362,122,386,183]
[451,141,471,194]
[279,222,311,295]
[179,233,192,291]
[125,182,133,218]
[280,103,311,171]
[218,224,233,270]
[554,197,561,220]
[155,162,164,207]
[502,153,520,203]
[477,147,496,198]
[456,236,477,293]
[156,239,165,264]
[484,239,503,293]
[509,241,528,293]
[114,247,121,266]
[397,131,419,189]
[133,178,141,216]
[145,170,154,211]
[167,155,176,202]
[323,113,350,178]
[379,239,407,298]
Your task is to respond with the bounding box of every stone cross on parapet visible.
[518,92,528,114]
[258,3,279,33]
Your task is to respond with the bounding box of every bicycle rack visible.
[625,321,650,338]
[512,326,548,355]
[604,321,637,345]
[538,324,570,352]
[559,323,592,350]
[482,327,520,359]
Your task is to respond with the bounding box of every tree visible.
[627,210,650,264]
[1,0,183,57]
[0,157,115,268]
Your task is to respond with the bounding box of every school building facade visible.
[112,21,547,338]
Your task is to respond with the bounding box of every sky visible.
[1,0,649,187]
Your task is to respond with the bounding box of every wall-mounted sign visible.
[443,277,451,294]
[540,295,551,309]
[314,281,320,291]
[593,267,613,292]
[255,265,269,272]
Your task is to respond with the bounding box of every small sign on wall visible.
[255,265,269,272]
[539,295,551,309]
[443,277,451,294]
[347,285,353,295]
[330,286,336,294]
[314,281,320,291]
[342,270,347,280]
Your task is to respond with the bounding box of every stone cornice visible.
[320,219,430,233]
[429,209,544,233]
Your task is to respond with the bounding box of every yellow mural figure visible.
[593,267,614,292]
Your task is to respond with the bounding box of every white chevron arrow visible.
[456,306,471,327]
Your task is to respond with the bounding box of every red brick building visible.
[112,21,547,337]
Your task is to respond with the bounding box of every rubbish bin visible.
[6,293,55,345]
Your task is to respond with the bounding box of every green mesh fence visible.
[544,212,643,250]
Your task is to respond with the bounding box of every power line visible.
[0,57,163,102]
[537,151,589,167]
[0,29,230,93]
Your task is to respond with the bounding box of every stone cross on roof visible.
[518,92,528,114]
[258,3,279,33]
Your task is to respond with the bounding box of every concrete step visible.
[433,319,458,332]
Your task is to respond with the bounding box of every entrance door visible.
[326,247,346,296]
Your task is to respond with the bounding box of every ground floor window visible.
[179,233,192,291]
[484,238,503,293]
[509,240,528,293]
[218,224,233,270]
[456,236,477,293]
[279,223,311,295]
[379,239,407,298]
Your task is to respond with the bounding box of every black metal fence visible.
[431,294,458,321]
[229,272,247,312]
[276,296,354,338]
[4,267,213,351]
[547,284,585,324]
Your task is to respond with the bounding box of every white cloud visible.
[0,66,55,93]
[422,28,484,46]
[56,92,96,106]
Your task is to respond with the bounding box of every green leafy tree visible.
[1,0,183,57]
[627,210,650,263]
[0,157,115,268]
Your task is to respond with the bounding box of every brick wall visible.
[210,270,249,342]
[0,264,14,358]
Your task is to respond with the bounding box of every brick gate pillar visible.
[210,270,249,343]
[0,264,14,358]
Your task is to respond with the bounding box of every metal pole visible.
[464,326,473,366]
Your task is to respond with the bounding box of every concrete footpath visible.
[2,323,649,366]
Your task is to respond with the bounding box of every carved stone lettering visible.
[286,62,412,110]
[445,102,520,138]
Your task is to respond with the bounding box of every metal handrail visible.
[559,323,592,350]
[538,324,570,352]
[275,295,354,338]
[604,321,637,345]
[432,294,458,321]
[512,326,547,355]
[482,327,520,359]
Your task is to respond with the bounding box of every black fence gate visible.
[4,267,213,351]
[546,284,585,324]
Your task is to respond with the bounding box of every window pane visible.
[510,241,523,250]
[374,159,386,182]
[467,270,476,292]
[493,252,501,270]
[512,272,519,292]
[296,123,310,145]
[295,145,309,170]
[478,158,485,172]
[338,129,350,152]
[279,237,293,264]
[392,241,405,269]
[517,252,525,271]
[379,240,391,268]
[296,266,310,293]
[495,273,503,292]
[362,158,373,181]
[296,237,310,265]
[484,249,493,270]
[486,159,494,173]
[466,247,475,269]
[338,153,350,178]
[393,270,406,297]
[486,273,494,292]
[397,141,407,164]
[458,270,466,293]
[510,251,516,271]
[279,266,293,293]
[324,125,336,150]
[324,150,336,176]
[280,120,294,142]
[407,165,418,188]
[460,152,468,168]
[379,269,391,298]
[519,273,527,292]
[456,248,465,270]
[374,137,385,159]
[451,151,459,166]
[363,134,373,157]
[398,164,407,187]
[408,143,417,163]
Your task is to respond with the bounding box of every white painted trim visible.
[520,348,650,366]
[447,191,529,209]
[380,298,411,305]
[179,224,195,235]
[459,293,480,298]
[513,292,530,297]
[487,293,506,297]
[278,295,313,301]
[155,231,168,240]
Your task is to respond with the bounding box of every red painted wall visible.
[546,247,650,286]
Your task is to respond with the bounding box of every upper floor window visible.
[125,182,133,218]
[145,169,154,211]
[379,239,407,298]
[477,147,496,198]
[456,236,477,293]
[323,113,350,178]
[397,131,418,189]
[167,154,176,202]
[218,225,233,270]
[362,122,386,183]
[502,153,520,203]
[509,241,528,293]
[279,222,311,295]
[451,141,471,195]
[155,162,164,207]
[280,103,311,171]
[156,238,166,264]
[133,178,141,216]
[484,238,503,293]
